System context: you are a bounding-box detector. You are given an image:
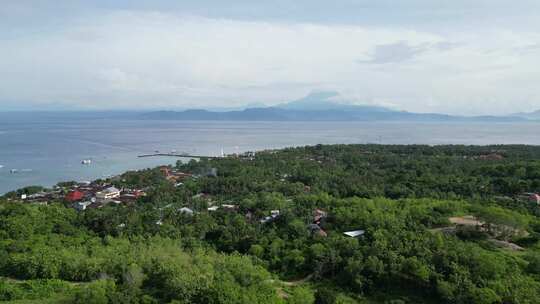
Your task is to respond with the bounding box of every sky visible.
[1,1,540,115]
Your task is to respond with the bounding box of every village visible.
[7,159,540,246]
[4,147,540,243]
[8,150,257,210]
[16,181,147,211]
[5,162,371,240]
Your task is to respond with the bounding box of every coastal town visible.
[3,144,540,303]
[4,150,258,210]
[2,147,375,241]
[4,152,540,245]
[5,162,347,237]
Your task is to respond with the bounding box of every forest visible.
[2,144,540,303]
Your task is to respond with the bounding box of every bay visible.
[1,112,539,194]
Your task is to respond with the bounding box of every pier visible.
[137,153,221,159]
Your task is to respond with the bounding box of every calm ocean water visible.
[1,112,540,194]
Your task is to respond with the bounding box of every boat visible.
[9,168,32,173]
[81,159,92,165]
[0,165,3,169]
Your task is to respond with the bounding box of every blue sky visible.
[1,1,540,114]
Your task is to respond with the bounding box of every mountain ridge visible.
[140,92,532,122]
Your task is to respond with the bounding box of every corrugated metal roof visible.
[343,230,365,237]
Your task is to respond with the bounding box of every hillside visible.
[2,144,540,303]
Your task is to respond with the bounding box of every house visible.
[118,189,146,203]
[205,168,218,178]
[477,153,504,161]
[65,190,85,202]
[28,192,47,200]
[132,190,146,198]
[343,230,365,238]
[308,224,327,237]
[25,192,49,204]
[518,192,540,205]
[313,209,327,224]
[74,201,92,211]
[160,166,193,182]
[207,206,219,212]
[192,193,210,200]
[159,166,172,177]
[529,193,540,205]
[194,167,218,178]
[260,216,274,224]
[95,186,121,202]
[173,172,192,180]
[261,210,281,224]
[222,204,237,211]
[179,207,194,216]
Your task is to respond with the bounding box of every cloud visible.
[0,9,539,115]
[359,41,427,64]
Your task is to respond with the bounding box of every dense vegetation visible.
[2,144,540,303]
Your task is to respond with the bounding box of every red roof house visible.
[529,193,540,205]
[65,190,85,202]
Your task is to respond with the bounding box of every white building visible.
[74,201,92,211]
[95,186,121,202]
[179,207,194,215]
[343,230,365,238]
[207,206,219,212]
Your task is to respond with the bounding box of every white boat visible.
[81,159,92,165]
[0,165,4,169]
[10,169,18,174]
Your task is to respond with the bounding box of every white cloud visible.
[0,10,539,114]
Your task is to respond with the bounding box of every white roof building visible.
[207,206,219,211]
[96,186,121,202]
[179,207,194,215]
[343,230,365,238]
[74,201,92,211]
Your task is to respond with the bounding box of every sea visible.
[1,111,540,194]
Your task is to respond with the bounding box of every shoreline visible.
[2,142,540,196]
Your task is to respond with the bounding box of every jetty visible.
[137,153,221,159]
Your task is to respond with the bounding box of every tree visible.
[288,286,315,304]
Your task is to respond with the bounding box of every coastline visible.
[3,119,540,195]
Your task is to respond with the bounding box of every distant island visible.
[141,91,537,122]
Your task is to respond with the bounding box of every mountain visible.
[275,91,389,113]
[511,110,540,120]
[141,92,525,122]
